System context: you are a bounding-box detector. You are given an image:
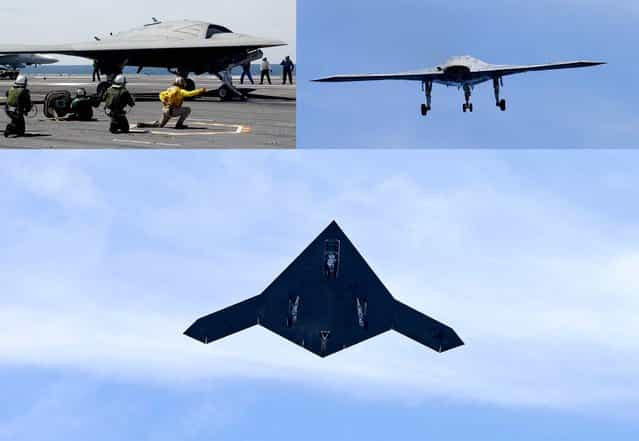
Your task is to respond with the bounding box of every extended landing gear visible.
[172,68,247,101]
[96,81,110,100]
[217,84,247,101]
[171,69,198,92]
[96,64,127,101]
[171,70,210,100]
[462,84,473,112]
[184,78,196,91]
[215,68,247,101]
[420,80,433,116]
[217,84,242,101]
[493,77,507,112]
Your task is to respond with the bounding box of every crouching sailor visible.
[156,76,206,129]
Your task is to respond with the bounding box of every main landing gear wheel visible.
[498,99,506,111]
[218,84,231,101]
[463,103,473,113]
[420,104,429,116]
[184,78,196,91]
[96,81,110,101]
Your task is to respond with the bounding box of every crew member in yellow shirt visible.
[157,77,206,129]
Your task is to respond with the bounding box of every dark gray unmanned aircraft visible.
[0,19,285,99]
[184,221,464,358]
[314,55,605,116]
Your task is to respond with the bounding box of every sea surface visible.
[19,64,285,76]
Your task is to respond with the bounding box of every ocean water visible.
[19,64,285,76]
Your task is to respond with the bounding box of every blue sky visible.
[1,150,639,440]
[298,0,639,148]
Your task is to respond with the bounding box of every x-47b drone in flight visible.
[314,55,605,116]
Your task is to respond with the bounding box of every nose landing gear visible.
[462,84,473,112]
[215,68,249,101]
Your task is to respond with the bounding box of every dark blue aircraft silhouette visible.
[185,221,463,357]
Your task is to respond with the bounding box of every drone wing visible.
[393,300,464,353]
[474,60,605,78]
[184,294,265,344]
[313,69,443,82]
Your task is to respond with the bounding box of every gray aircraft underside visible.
[314,55,605,114]
[0,53,58,69]
[0,19,285,94]
[185,221,464,358]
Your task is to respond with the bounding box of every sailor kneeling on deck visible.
[156,77,206,129]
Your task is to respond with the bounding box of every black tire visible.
[462,104,467,113]
[499,99,506,111]
[218,85,231,101]
[469,103,474,112]
[43,90,72,118]
[184,78,196,91]
[96,82,110,101]
[421,104,428,116]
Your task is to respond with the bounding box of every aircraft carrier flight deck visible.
[0,74,295,149]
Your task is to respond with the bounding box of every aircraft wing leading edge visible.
[313,70,443,82]
[476,60,606,77]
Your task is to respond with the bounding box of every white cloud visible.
[0,379,98,441]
